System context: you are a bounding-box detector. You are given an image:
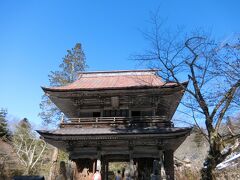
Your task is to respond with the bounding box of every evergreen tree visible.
[0,108,9,140]
[14,118,32,139]
[39,43,87,180]
[39,43,87,125]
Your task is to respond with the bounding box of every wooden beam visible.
[164,150,174,180]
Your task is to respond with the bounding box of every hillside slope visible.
[175,132,208,168]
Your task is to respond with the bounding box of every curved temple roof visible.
[37,127,192,152]
[42,69,187,92]
[37,127,192,137]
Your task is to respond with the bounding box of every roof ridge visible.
[79,70,157,78]
[79,74,157,78]
[78,69,157,74]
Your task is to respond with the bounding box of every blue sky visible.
[0,0,239,128]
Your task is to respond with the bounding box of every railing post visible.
[60,113,64,128]
[128,117,132,127]
[60,113,64,124]
[78,118,82,128]
[96,117,98,128]
[113,117,116,127]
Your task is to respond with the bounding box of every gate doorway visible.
[108,161,128,180]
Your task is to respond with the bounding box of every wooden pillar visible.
[151,149,163,180]
[101,158,109,180]
[129,110,132,117]
[129,151,134,178]
[48,147,58,180]
[104,160,109,180]
[96,143,101,171]
[137,158,153,179]
[159,150,165,179]
[151,159,160,180]
[101,159,105,180]
[164,150,174,180]
[153,108,156,116]
[97,159,101,171]
[93,160,96,174]
[129,141,135,179]
[96,144,102,179]
[96,150,101,172]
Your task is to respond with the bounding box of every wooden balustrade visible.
[60,116,173,128]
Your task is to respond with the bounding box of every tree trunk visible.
[23,166,30,175]
[201,133,223,180]
[49,147,58,180]
[201,157,217,180]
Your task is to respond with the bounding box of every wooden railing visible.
[60,116,173,128]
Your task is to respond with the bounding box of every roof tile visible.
[43,70,178,91]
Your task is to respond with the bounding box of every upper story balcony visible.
[60,116,173,129]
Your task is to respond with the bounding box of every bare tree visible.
[134,13,240,180]
[12,118,46,175]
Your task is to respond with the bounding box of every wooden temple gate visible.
[37,70,192,180]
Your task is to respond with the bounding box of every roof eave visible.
[41,81,189,93]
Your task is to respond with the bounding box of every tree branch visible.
[215,80,240,132]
